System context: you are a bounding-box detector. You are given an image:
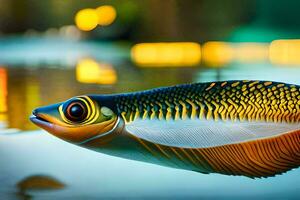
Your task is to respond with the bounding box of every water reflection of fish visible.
[30,80,300,178]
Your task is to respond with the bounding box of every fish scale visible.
[115,80,300,123]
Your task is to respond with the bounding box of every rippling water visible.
[1,46,300,199]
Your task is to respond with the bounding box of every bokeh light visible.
[131,42,201,67]
[269,39,300,65]
[0,67,7,114]
[76,58,117,85]
[202,42,233,67]
[96,5,117,26]
[235,43,269,63]
[75,9,99,31]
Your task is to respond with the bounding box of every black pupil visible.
[70,104,84,118]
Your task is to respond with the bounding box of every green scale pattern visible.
[114,80,300,124]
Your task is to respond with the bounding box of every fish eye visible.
[65,101,87,122]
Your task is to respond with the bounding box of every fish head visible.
[30,95,122,145]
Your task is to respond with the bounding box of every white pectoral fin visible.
[125,119,300,148]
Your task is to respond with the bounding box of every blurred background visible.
[1,0,300,199]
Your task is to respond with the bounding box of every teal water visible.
[1,40,300,199]
[1,131,300,199]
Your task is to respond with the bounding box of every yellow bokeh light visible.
[269,39,300,65]
[202,41,233,67]
[76,59,117,85]
[75,9,99,31]
[0,67,7,113]
[0,113,7,122]
[235,43,269,63]
[96,5,117,26]
[131,42,201,67]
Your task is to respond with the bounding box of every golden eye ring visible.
[59,96,100,125]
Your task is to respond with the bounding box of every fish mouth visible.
[30,113,53,128]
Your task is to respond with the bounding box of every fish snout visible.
[32,109,37,116]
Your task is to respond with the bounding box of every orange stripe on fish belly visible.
[195,129,300,177]
[137,129,300,178]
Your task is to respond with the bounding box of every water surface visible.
[1,44,300,199]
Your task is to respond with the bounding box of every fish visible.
[30,80,300,178]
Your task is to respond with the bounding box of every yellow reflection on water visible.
[0,112,7,130]
[8,74,40,130]
[76,58,117,85]
[202,42,233,67]
[131,42,201,67]
[0,68,7,113]
[96,5,117,26]
[269,39,300,65]
[75,8,99,31]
